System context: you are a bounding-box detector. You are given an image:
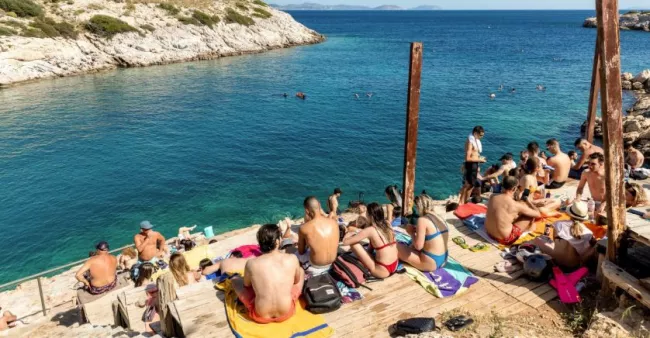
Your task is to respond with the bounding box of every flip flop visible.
[444,315,474,331]
[469,243,490,252]
[452,236,469,249]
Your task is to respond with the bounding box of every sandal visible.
[452,236,469,249]
[444,315,474,331]
[469,243,490,252]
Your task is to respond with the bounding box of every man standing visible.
[75,241,128,304]
[485,176,541,246]
[459,126,486,205]
[297,196,339,276]
[576,153,607,213]
[134,221,168,263]
[545,139,571,189]
[571,138,604,179]
[625,142,645,169]
[232,224,304,324]
[328,188,343,219]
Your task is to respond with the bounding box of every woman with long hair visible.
[397,194,449,272]
[342,203,399,278]
[169,253,202,287]
[134,262,156,287]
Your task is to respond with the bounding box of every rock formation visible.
[583,11,650,31]
[0,0,324,86]
[581,69,650,158]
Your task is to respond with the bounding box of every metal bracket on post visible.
[402,42,423,217]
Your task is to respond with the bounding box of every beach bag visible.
[391,317,436,336]
[331,252,373,289]
[302,274,341,314]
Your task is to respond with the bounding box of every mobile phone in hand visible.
[521,189,530,201]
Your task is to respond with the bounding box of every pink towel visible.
[231,244,262,258]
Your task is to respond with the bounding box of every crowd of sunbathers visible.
[459,126,649,269]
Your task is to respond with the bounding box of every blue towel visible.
[463,214,486,231]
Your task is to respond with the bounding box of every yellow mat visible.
[222,278,334,338]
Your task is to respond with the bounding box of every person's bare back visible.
[627,147,645,169]
[88,254,117,287]
[246,252,301,319]
[299,197,340,267]
[547,152,570,183]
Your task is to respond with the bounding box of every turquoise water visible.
[1,11,649,283]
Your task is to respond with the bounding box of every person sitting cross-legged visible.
[486,176,541,246]
[342,203,399,278]
[397,194,450,272]
[231,224,304,324]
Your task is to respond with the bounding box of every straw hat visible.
[567,201,589,221]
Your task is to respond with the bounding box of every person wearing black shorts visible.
[459,126,486,205]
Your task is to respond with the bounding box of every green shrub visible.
[73,9,84,15]
[0,25,16,35]
[224,8,253,26]
[252,7,271,19]
[177,15,199,25]
[236,3,248,11]
[0,0,43,17]
[3,20,26,30]
[52,21,77,38]
[67,0,74,4]
[87,3,104,10]
[253,0,268,7]
[158,2,179,15]
[192,10,218,28]
[85,15,138,37]
[30,17,78,39]
[22,27,46,38]
[140,23,155,32]
[30,19,59,37]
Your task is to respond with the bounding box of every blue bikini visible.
[421,214,449,269]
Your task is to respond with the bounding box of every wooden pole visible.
[586,34,601,143]
[402,42,423,217]
[596,0,625,263]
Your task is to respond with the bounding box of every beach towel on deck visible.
[230,245,262,258]
[222,278,334,338]
[403,259,478,298]
[454,203,487,220]
[183,245,213,269]
[461,214,499,246]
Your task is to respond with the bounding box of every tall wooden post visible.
[585,35,601,143]
[596,0,625,263]
[402,42,423,217]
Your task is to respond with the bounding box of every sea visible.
[1,10,649,284]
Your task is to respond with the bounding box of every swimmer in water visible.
[510,88,516,93]
[498,84,504,92]
[366,92,373,98]
[354,93,360,99]
[283,93,288,98]
[489,93,496,99]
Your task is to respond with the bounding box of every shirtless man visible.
[527,142,549,185]
[486,176,541,246]
[545,139,571,189]
[232,224,304,324]
[200,251,250,278]
[625,142,645,169]
[328,188,343,219]
[134,221,168,263]
[576,152,607,213]
[459,126,486,205]
[482,153,516,186]
[297,196,339,276]
[572,138,604,179]
[75,241,119,296]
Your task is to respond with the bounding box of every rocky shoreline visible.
[583,11,650,31]
[0,0,324,87]
[581,69,650,157]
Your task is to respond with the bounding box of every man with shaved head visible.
[296,196,340,276]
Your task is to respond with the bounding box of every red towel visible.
[454,203,488,220]
[231,244,262,258]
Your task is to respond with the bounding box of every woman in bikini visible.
[169,253,203,287]
[342,203,399,278]
[519,157,561,212]
[397,194,449,272]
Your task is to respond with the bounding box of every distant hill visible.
[270,3,441,10]
[411,5,442,10]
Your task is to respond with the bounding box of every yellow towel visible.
[182,245,213,269]
[222,279,334,338]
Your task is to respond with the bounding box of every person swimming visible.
[489,93,496,99]
[354,93,360,99]
[296,92,306,100]
[366,92,373,98]
[510,88,516,93]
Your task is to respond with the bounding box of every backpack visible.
[391,317,436,336]
[331,252,375,290]
[302,274,342,314]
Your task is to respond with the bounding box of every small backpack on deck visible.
[302,274,342,314]
[331,252,376,290]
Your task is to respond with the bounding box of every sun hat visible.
[566,202,589,221]
[140,220,154,230]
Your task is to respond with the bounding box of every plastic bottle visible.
[587,198,595,222]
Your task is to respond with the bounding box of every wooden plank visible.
[602,260,650,308]
[585,33,601,143]
[402,42,423,217]
[596,0,626,263]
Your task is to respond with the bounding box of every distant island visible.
[270,3,442,10]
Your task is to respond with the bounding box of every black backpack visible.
[391,317,436,336]
[302,274,342,314]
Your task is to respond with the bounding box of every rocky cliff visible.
[583,11,650,31]
[0,0,324,86]
[581,69,650,157]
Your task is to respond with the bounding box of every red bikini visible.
[372,229,399,274]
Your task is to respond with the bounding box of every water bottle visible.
[587,199,595,222]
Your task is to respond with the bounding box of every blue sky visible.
[271,0,649,10]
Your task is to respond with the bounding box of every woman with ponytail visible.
[342,203,399,278]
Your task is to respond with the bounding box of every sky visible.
[271,0,649,10]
